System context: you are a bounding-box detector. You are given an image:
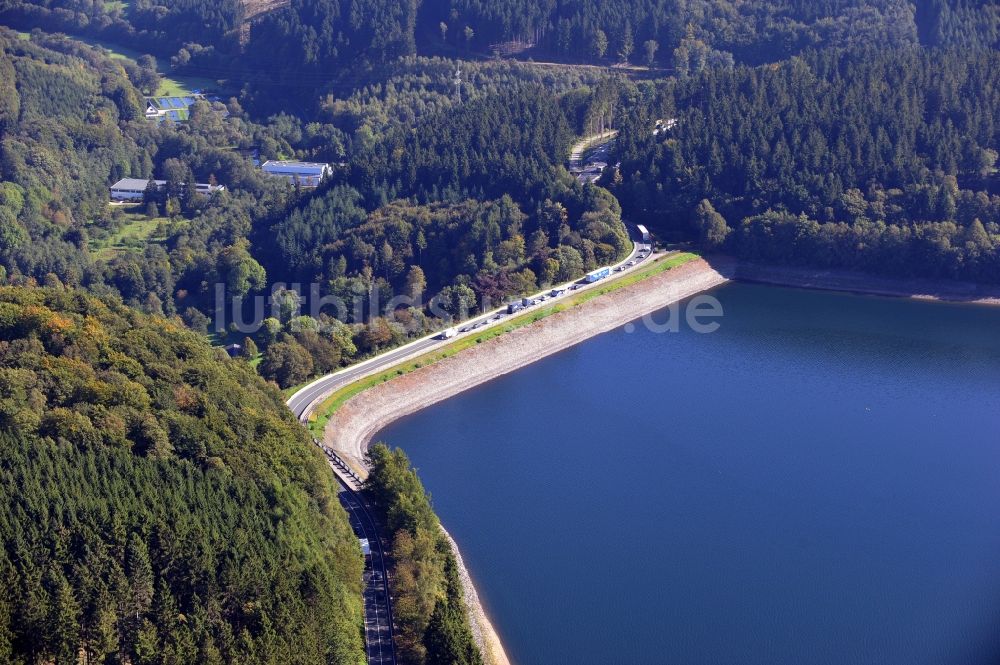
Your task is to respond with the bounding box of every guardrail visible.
[314,438,364,488]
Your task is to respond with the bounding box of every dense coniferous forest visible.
[0,286,365,663]
[3,0,996,78]
[353,86,574,203]
[422,0,923,64]
[2,0,1000,659]
[324,56,605,135]
[611,48,1000,281]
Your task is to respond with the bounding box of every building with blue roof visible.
[144,94,228,123]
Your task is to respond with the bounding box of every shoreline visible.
[319,255,997,665]
[322,257,734,665]
[324,257,733,470]
[441,527,509,665]
[729,260,1000,306]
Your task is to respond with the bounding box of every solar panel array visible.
[145,95,216,123]
[150,96,197,110]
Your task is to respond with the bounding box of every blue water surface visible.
[377,283,1000,665]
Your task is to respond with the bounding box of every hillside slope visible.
[0,286,365,664]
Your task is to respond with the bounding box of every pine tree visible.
[47,570,81,664]
[125,534,154,620]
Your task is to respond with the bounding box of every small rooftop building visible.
[144,94,229,123]
[110,178,226,201]
[145,95,200,122]
[260,160,332,188]
[109,178,160,201]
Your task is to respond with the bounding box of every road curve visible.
[288,239,648,425]
[289,130,633,424]
[286,129,634,665]
[288,234,646,665]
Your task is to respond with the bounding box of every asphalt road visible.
[286,130,648,665]
[287,232,651,422]
[289,130,636,422]
[339,488,396,665]
[293,231,652,665]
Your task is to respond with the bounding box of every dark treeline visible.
[365,444,482,665]
[353,86,573,204]
[243,0,419,78]
[421,0,997,69]
[5,0,997,93]
[326,56,606,145]
[423,0,920,65]
[612,48,1000,281]
[915,0,1000,50]
[0,0,242,56]
[0,286,365,663]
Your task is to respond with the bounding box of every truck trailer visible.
[585,267,611,283]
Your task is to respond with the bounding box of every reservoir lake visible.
[376,282,1000,664]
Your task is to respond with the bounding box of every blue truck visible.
[585,267,611,283]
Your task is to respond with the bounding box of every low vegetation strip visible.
[364,444,483,665]
[306,252,699,439]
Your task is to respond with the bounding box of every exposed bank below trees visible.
[319,257,732,664]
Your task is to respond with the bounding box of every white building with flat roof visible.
[260,160,332,188]
[109,178,225,201]
[110,178,160,201]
